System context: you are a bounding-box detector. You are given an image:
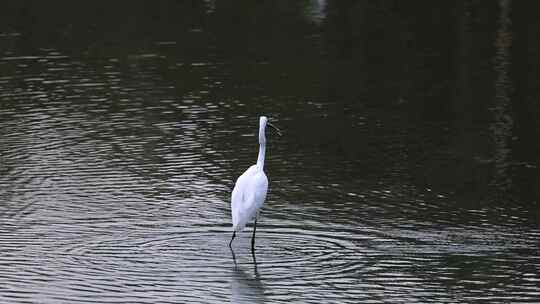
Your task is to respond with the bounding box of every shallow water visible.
[1,1,540,303]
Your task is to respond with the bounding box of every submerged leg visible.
[229,231,236,248]
[251,247,258,275]
[230,246,237,266]
[251,217,257,252]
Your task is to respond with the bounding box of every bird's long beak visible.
[267,122,282,136]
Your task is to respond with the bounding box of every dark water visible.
[1,1,539,303]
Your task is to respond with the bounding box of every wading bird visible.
[229,116,281,252]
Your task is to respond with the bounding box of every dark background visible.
[1,0,539,213]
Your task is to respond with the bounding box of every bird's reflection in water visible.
[230,248,266,303]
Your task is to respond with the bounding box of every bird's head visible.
[259,116,282,138]
[259,116,268,129]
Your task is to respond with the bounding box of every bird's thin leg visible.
[251,247,259,276]
[230,246,237,266]
[251,217,257,252]
[229,231,236,248]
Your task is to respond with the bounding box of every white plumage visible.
[231,164,268,232]
[229,116,280,251]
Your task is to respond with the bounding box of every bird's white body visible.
[231,164,268,231]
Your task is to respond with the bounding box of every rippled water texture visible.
[1,1,540,303]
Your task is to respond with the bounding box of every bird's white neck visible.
[256,142,266,171]
[256,123,266,170]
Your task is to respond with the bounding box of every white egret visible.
[229,116,281,252]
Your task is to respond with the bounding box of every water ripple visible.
[1,49,539,303]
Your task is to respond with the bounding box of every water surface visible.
[1,1,539,303]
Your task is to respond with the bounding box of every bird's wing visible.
[231,166,255,231]
[251,171,268,211]
[231,166,268,231]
